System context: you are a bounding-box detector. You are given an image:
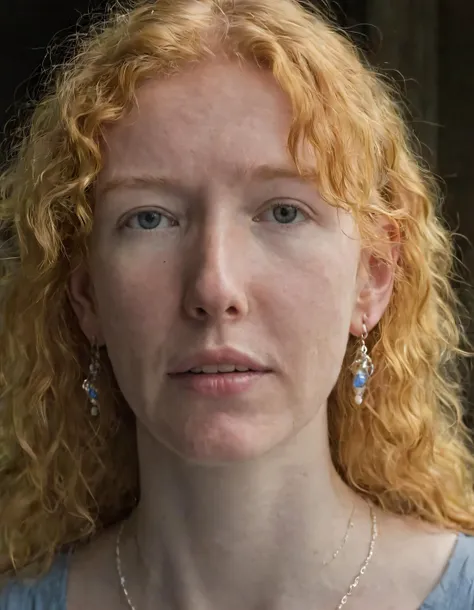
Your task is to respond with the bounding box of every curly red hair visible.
[1,0,473,575]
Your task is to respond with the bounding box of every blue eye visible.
[259,203,306,224]
[124,211,176,230]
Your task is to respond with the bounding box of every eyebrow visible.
[97,164,316,198]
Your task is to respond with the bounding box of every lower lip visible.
[168,371,268,396]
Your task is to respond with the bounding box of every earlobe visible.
[68,263,103,343]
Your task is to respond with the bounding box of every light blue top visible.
[1,533,474,609]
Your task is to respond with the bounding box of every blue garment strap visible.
[420,533,474,609]
[0,553,69,610]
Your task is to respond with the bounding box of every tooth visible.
[218,364,237,373]
[188,364,252,374]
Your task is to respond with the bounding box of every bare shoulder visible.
[376,509,459,569]
[67,524,122,610]
[360,509,461,608]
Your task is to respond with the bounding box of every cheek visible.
[89,247,183,411]
[256,239,357,377]
[90,249,179,347]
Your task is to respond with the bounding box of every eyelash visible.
[256,201,308,225]
[121,201,309,231]
[121,210,177,231]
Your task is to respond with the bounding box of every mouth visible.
[168,347,272,396]
[183,364,258,375]
[168,366,269,397]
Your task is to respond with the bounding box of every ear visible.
[68,262,104,344]
[350,220,400,336]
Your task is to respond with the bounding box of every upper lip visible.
[169,347,270,374]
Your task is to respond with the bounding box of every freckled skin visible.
[67,59,455,610]
[77,58,364,463]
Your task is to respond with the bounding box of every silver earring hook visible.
[361,314,369,340]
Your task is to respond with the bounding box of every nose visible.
[182,222,249,323]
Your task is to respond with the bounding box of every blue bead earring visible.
[351,316,374,405]
[82,340,101,417]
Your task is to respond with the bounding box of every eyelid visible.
[119,207,178,229]
[255,200,310,223]
[117,200,312,230]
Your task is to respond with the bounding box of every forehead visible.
[98,59,303,187]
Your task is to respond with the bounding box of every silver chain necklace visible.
[322,502,355,567]
[116,505,377,610]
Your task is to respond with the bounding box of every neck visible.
[122,407,375,610]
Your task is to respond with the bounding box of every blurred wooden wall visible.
[335,0,474,414]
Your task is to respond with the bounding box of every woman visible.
[1,0,474,608]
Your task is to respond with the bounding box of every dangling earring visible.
[82,340,100,417]
[351,315,374,405]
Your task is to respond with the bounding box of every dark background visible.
[1,0,473,408]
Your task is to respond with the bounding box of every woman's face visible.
[71,59,382,463]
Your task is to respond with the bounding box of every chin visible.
[157,411,292,465]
